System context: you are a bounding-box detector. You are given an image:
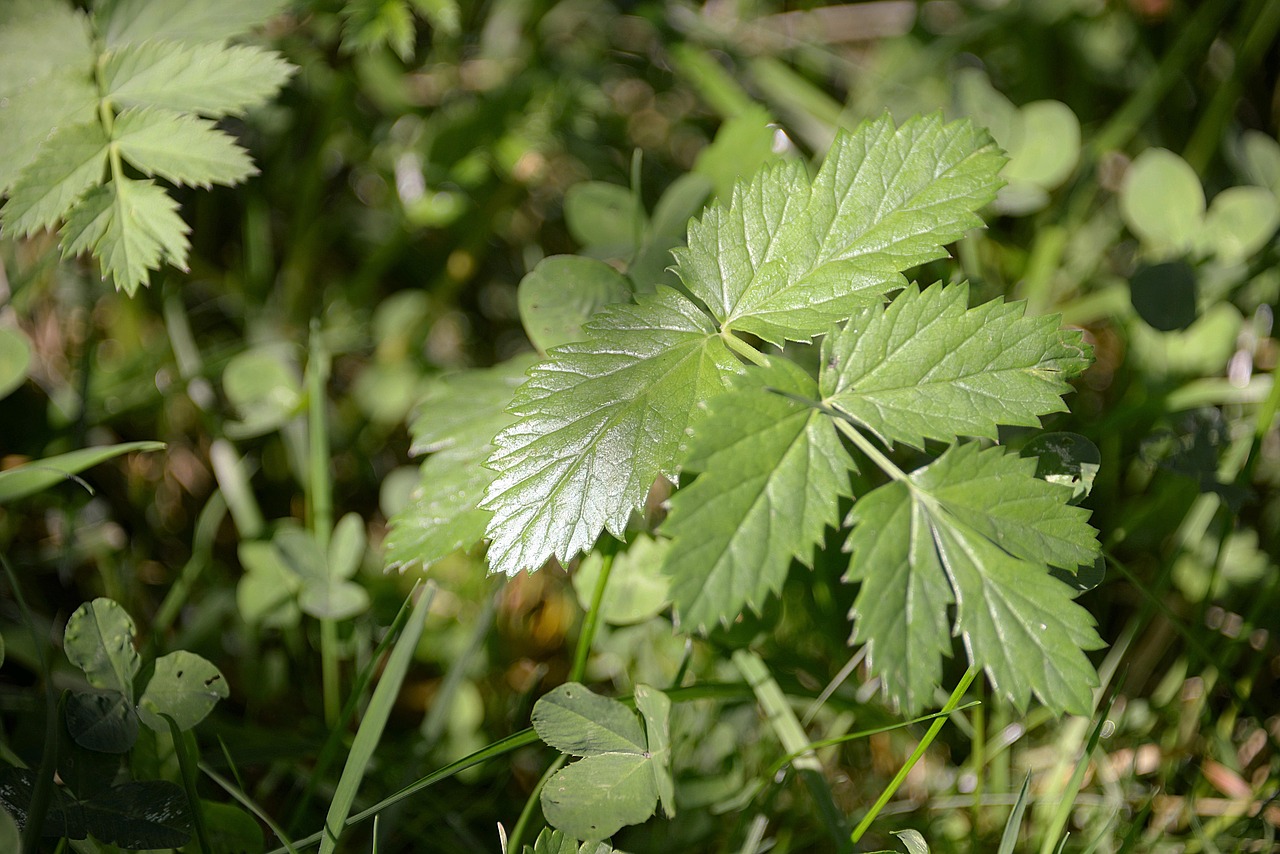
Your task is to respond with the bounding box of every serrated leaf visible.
[819,284,1090,449]
[845,444,1102,713]
[112,108,256,188]
[104,41,294,119]
[137,651,228,731]
[60,176,190,295]
[1,121,108,237]
[673,113,1005,344]
[663,357,852,630]
[0,69,99,193]
[482,288,740,576]
[63,599,140,701]
[0,1,93,99]
[99,0,291,46]
[386,356,537,571]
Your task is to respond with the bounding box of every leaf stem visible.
[849,666,978,844]
[720,330,769,367]
[306,320,339,726]
[830,417,908,484]
[570,551,614,683]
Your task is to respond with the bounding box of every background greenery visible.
[1,0,1278,851]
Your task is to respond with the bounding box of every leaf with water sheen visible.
[820,284,1090,449]
[482,288,740,575]
[845,444,1102,713]
[673,113,1005,344]
[663,357,852,630]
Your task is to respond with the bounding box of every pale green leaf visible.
[532,683,646,757]
[1,121,108,237]
[113,108,257,188]
[542,753,656,842]
[0,1,93,99]
[518,255,633,353]
[1003,100,1080,190]
[0,326,32,401]
[328,512,367,580]
[60,176,191,295]
[846,444,1102,713]
[385,356,537,571]
[410,0,462,36]
[104,41,295,119]
[892,829,930,854]
[663,357,852,630]
[0,68,98,193]
[819,284,1090,449]
[63,598,140,701]
[528,828,579,854]
[1119,148,1205,253]
[564,181,644,253]
[674,113,1005,344]
[634,684,674,819]
[573,535,671,626]
[236,540,303,628]
[482,287,740,576]
[137,650,228,732]
[100,0,291,46]
[1200,185,1280,264]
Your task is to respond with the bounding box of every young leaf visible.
[63,599,140,701]
[663,357,852,630]
[136,651,228,732]
[104,41,295,119]
[112,108,257,188]
[819,284,1091,449]
[1,121,109,237]
[99,0,291,46]
[482,288,740,575]
[673,113,1005,344]
[845,443,1102,714]
[385,356,537,571]
[60,176,191,295]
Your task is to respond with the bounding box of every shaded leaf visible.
[663,357,852,630]
[82,781,191,849]
[1022,432,1101,503]
[65,691,138,753]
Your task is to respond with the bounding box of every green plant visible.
[0,0,293,294]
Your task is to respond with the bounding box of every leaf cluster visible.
[0,0,293,294]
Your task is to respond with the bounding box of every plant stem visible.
[849,666,979,844]
[505,755,567,854]
[721,329,769,367]
[569,552,614,683]
[306,319,339,725]
[830,417,908,483]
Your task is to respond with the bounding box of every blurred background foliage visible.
[1,0,1278,851]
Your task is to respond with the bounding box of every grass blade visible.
[997,773,1032,854]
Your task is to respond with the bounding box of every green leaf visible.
[60,176,191,295]
[65,691,139,754]
[385,356,537,571]
[482,288,740,575]
[328,512,367,580]
[0,803,17,853]
[634,684,674,819]
[198,801,264,854]
[528,828,579,854]
[63,599,140,701]
[99,0,291,46]
[1022,432,1101,503]
[673,113,1005,345]
[0,326,32,401]
[0,69,99,194]
[137,650,228,732]
[518,255,633,353]
[0,440,165,503]
[0,0,93,99]
[892,829,930,854]
[532,683,647,757]
[533,683,670,841]
[564,181,644,253]
[573,535,671,626]
[663,357,852,630]
[112,108,257,188]
[819,284,1090,449]
[221,346,302,437]
[845,444,1102,713]
[1119,148,1205,253]
[273,528,371,620]
[81,781,191,849]
[1,121,109,237]
[236,540,303,628]
[692,105,780,201]
[1199,185,1280,264]
[104,41,294,119]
